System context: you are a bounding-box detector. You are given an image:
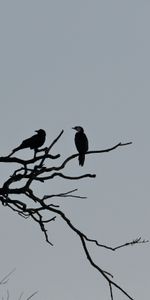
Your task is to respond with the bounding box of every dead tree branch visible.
[0,131,147,300]
[0,268,16,285]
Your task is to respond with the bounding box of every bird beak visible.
[35,130,38,133]
[72,127,76,130]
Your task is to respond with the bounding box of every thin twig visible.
[43,189,87,200]
[0,268,16,285]
[31,213,54,246]
[109,282,113,300]
[26,291,38,300]
[39,130,64,167]
[83,236,149,251]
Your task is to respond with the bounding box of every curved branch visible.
[0,135,145,300]
[83,235,148,251]
[36,172,96,181]
[38,202,135,300]
[38,141,132,174]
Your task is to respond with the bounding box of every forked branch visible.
[0,130,147,300]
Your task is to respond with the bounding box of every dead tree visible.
[0,130,148,300]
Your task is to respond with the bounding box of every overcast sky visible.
[0,1,149,299]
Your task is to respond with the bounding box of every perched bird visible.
[10,129,46,156]
[72,126,89,166]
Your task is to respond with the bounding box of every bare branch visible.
[40,141,132,173]
[0,135,145,300]
[36,172,96,181]
[38,129,64,167]
[79,230,134,300]
[0,268,16,285]
[33,202,143,300]
[43,189,87,200]
[109,282,113,300]
[31,212,54,246]
[0,153,60,166]
[26,291,38,300]
[83,236,149,251]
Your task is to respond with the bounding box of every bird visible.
[9,129,46,156]
[72,126,89,166]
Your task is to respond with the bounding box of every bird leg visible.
[34,149,37,159]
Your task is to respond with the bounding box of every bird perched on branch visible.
[9,129,46,156]
[72,126,89,166]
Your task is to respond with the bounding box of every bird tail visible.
[78,153,85,166]
[13,146,20,153]
[9,146,21,156]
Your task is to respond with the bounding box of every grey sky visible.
[0,1,149,299]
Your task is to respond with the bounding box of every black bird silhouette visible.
[72,126,89,166]
[10,129,46,156]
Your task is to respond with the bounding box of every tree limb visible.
[0,133,146,300]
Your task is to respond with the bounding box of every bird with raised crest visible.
[72,126,89,166]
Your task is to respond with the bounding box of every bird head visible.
[35,129,46,136]
[72,126,84,132]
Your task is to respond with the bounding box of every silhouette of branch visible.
[30,201,136,300]
[3,290,38,300]
[26,291,38,300]
[35,172,96,181]
[0,198,146,300]
[0,153,60,167]
[31,212,55,246]
[83,235,149,250]
[0,141,131,197]
[0,268,16,285]
[79,234,134,300]
[36,141,132,175]
[38,129,64,167]
[0,132,146,300]
[2,130,64,165]
[43,189,87,200]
